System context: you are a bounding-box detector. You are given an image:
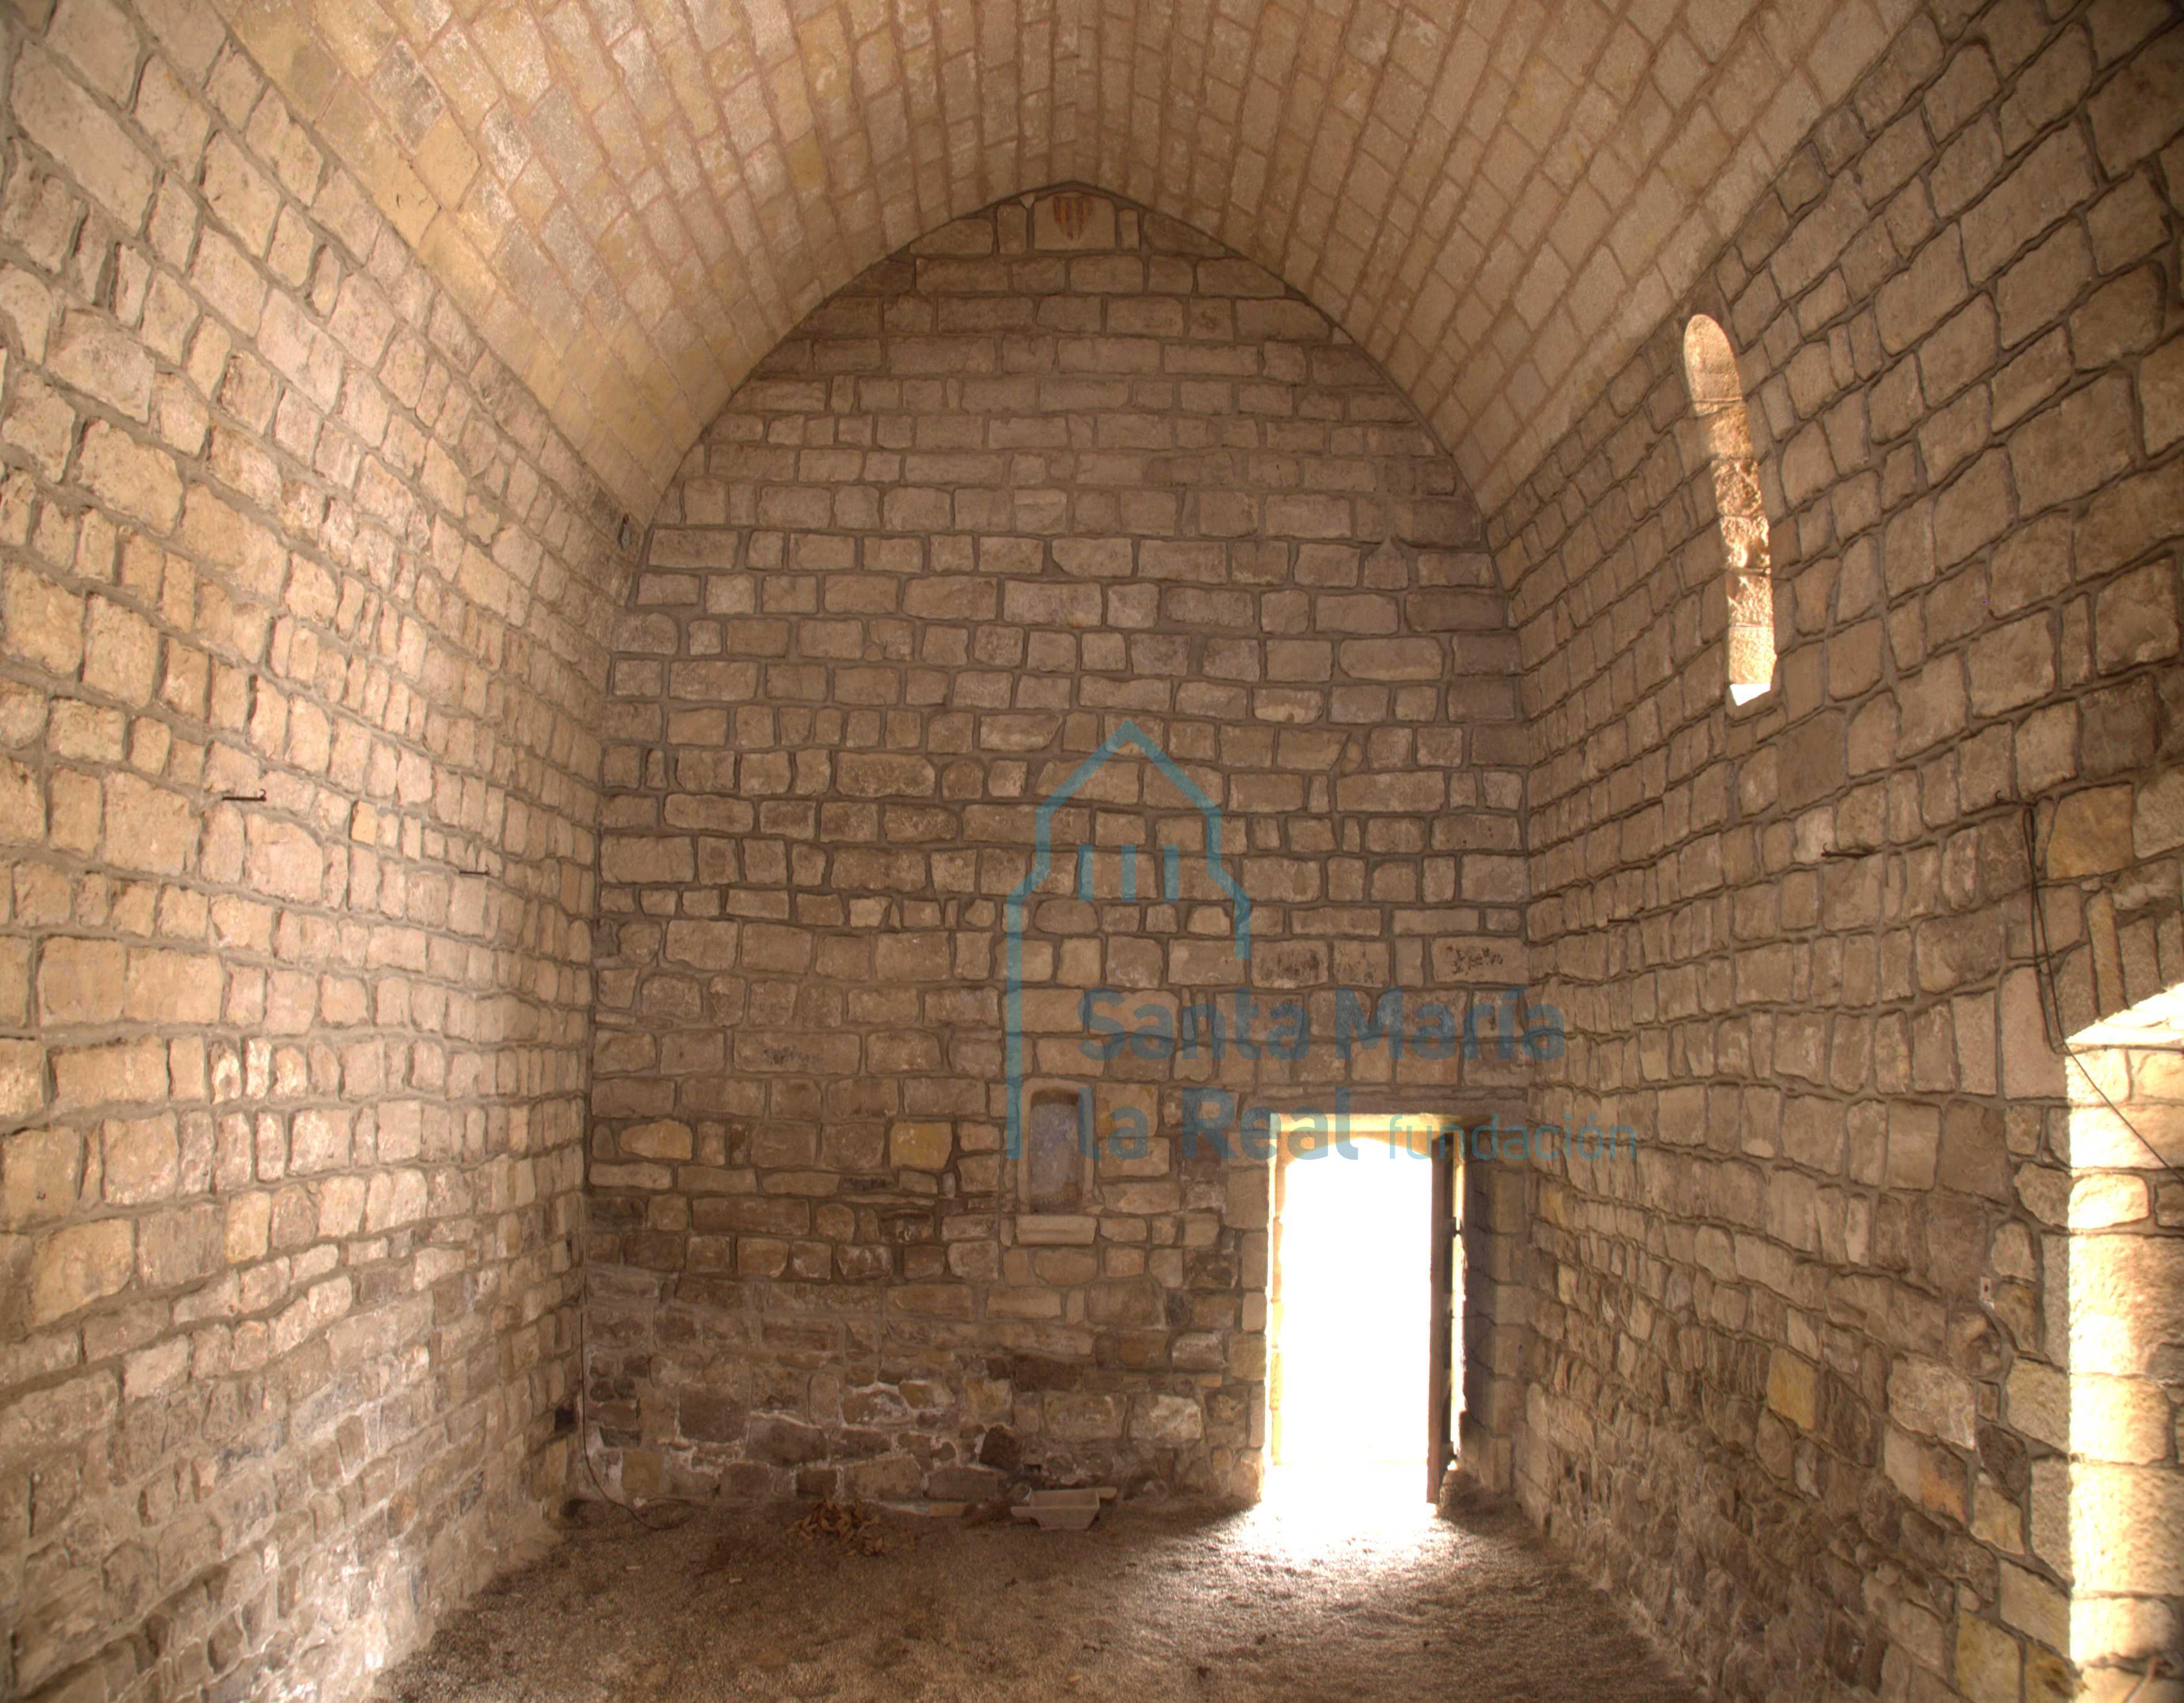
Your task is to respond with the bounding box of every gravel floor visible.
[373,1473,1699,1702]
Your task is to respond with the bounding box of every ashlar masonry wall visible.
[585,187,1537,1508]
[1498,2,2183,1700]
[0,3,631,1698]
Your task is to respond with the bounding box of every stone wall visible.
[1497,2,2184,1698]
[585,186,1535,1508]
[0,3,628,1697]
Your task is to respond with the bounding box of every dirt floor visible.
[373,1473,1699,1702]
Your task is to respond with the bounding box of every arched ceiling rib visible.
[212,0,1908,519]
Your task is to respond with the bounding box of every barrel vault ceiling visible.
[208,0,1910,520]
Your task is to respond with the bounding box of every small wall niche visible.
[1025,1088,1087,1211]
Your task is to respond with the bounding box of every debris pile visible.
[787,1499,887,1555]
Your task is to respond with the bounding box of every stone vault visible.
[0,1,2180,1702]
[201,0,1918,517]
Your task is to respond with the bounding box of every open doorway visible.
[1267,1115,1459,1509]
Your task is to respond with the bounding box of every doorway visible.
[1267,1115,1459,1507]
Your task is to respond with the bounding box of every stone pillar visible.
[1460,1148,1529,1495]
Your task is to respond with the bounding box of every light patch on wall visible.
[2057,986,2184,1687]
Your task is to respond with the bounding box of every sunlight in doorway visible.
[1268,1119,1439,1505]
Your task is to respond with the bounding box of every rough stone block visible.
[30,1217,133,1324]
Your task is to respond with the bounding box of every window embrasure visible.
[1683,315,1774,707]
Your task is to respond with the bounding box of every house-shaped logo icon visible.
[1003,720,1250,1158]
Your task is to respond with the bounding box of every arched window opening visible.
[1683,315,1774,706]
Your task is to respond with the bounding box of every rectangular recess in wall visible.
[1025,1088,1087,1211]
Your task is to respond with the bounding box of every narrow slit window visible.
[1683,315,1774,706]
